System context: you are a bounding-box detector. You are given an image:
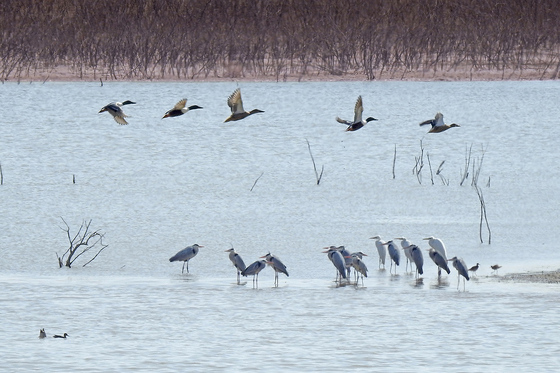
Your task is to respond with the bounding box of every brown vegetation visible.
[2,0,560,81]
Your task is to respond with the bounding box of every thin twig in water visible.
[306,138,323,185]
[250,172,264,191]
[427,153,434,185]
[392,144,397,179]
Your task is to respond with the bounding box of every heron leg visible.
[181,262,185,274]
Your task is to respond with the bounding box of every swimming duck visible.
[99,100,136,125]
[53,333,69,338]
[419,112,460,133]
[162,98,202,119]
[39,328,47,339]
[336,95,378,131]
[224,88,264,122]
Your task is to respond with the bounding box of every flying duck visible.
[162,98,202,119]
[419,112,460,133]
[99,100,136,125]
[224,88,264,122]
[336,95,378,131]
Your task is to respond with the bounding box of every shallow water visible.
[0,80,559,371]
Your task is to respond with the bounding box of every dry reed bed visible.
[2,0,560,81]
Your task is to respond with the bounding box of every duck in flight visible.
[419,112,460,133]
[336,95,378,131]
[99,100,136,125]
[162,98,202,119]
[224,88,264,122]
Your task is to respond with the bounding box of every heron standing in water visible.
[260,252,289,287]
[225,247,246,284]
[169,244,203,274]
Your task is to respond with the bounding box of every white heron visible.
[169,244,203,274]
[323,246,347,282]
[396,237,413,272]
[407,245,424,278]
[162,98,202,119]
[260,253,289,286]
[419,112,460,133]
[336,95,378,131]
[370,236,387,269]
[449,256,470,291]
[383,240,400,275]
[98,100,136,125]
[225,247,246,284]
[241,260,267,286]
[224,88,264,122]
[427,248,450,278]
[39,329,46,339]
[468,263,480,277]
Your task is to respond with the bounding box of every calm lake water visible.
[1,80,559,371]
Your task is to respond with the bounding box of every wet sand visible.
[502,270,560,284]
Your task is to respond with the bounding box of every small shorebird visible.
[419,112,460,133]
[99,100,136,125]
[468,263,480,277]
[169,244,204,274]
[53,333,69,339]
[162,98,202,119]
[491,264,502,275]
[39,329,47,339]
[336,95,377,131]
[224,88,264,122]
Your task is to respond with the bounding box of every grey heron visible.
[396,237,413,272]
[427,248,450,278]
[347,253,368,284]
[241,260,266,286]
[323,246,347,282]
[163,98,202,119]
[336,95,378,131]
[448,256,469,291]
[225,247,246,284]
[423,236,448,276]
[224,88,264,122]
[260,253,289,286]
[407,245,424,278]
[370,236,387,269]
[99,100,136,125]
[169,244,203,274]
[419,112,460,133]
[383,240,400,274]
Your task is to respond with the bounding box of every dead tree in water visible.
[56,218,109,268]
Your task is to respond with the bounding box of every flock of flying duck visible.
[98,88,460,133]
[168,237,501,291]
